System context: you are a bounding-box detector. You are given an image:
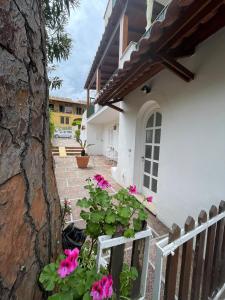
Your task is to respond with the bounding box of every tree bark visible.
[0,1,62,299]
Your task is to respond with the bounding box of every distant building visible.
[49,96,86,128]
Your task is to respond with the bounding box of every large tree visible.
[0,0,75,299]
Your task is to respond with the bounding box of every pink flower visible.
[93,174,104,183]
[58,248,79,278]
[57,258,75,278]
[91,281,104,300]
[147,196,153,203]
[65,248,79,269]
[97,179,111,190]
[128,185,137,195]
[101,275,113,298]
[91,275,113,300]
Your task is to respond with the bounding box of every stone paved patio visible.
[54,153,168,235]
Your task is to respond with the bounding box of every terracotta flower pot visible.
[76,156,90,169]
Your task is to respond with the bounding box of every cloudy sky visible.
[50,0,108,101]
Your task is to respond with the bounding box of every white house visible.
[83,0,225,227]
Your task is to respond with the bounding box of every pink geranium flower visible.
[128,185,137,195]
[58,248,79,278]
[57,258,75,278]
[147,196,153,203]
[97,179,111,190]
[65,248,79,269]
[91,275,113,300]
[93,174,104,183]
[91,281,104,300]
[101,275,113,298]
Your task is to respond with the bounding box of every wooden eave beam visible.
[159,55,195,82]
[107,103,124,113]
[108,97,124,104]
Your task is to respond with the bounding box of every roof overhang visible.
[87,105,120,125]
[95,0,225,105]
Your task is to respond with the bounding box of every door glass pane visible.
[155,129,161,144]
[153,146,160,161]
[152,162,158,177]
[146,130,153,143]
[155,112,162,126]
[151,178,157,193]
[143,175,150,188]
[145,145,152,159]
[146,114,154,128]
[144,160,151,174]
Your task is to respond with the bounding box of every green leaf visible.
[130,267,138,280]
[139,210,148,221]
[86,222,101,238]
[104,224,116,236]
[90,212,104,223]
[133,218,142,231]
[83,292,91,300]
[124,229,135,238]
[80,211,90,221]
[118,207,130,219]
[49,292,73,300]
[105,212,116,224]
[39,263,57,291]
[77,198,91,208]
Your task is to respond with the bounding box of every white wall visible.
[114,27,225,227]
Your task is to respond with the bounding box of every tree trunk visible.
[0,1,62,299]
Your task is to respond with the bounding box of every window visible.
[65,106,72,114]
[60,116,64,124]
[49,104,54,111]
[65,117,69,125]
[59,105,65,113]
[143,112,162,193]
[76,107,82,115]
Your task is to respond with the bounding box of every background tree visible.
[0,0,78,299]
[44,0,79,89]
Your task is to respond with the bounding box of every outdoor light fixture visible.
[141,84,151,94]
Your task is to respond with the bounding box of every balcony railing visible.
[87,104,95,119]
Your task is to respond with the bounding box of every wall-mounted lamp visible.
[141,84,151,94]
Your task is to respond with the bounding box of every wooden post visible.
[164,224,181,300]
[119,14,129,59]
[191,210,207,300]
[96,68,101,92]
[211,200,225,294]
[201,205,218,300]
[179,216,195,300]
[130,221,147,298]
[109,232,125,299]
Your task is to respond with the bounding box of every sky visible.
[50,0,108,101]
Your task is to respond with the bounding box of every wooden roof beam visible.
[159,55,195,82]
[107,103,124,113]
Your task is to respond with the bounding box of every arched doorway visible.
[142,111,162,196]
[133,100,162,211]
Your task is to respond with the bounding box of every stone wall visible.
[0,1,62,299]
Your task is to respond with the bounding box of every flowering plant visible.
[77,175,150,257]
[61,198,72,227]
[39,247,113,300]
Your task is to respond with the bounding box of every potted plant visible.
[76,139,93,169]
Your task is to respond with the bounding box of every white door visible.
[142,112,162,198]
